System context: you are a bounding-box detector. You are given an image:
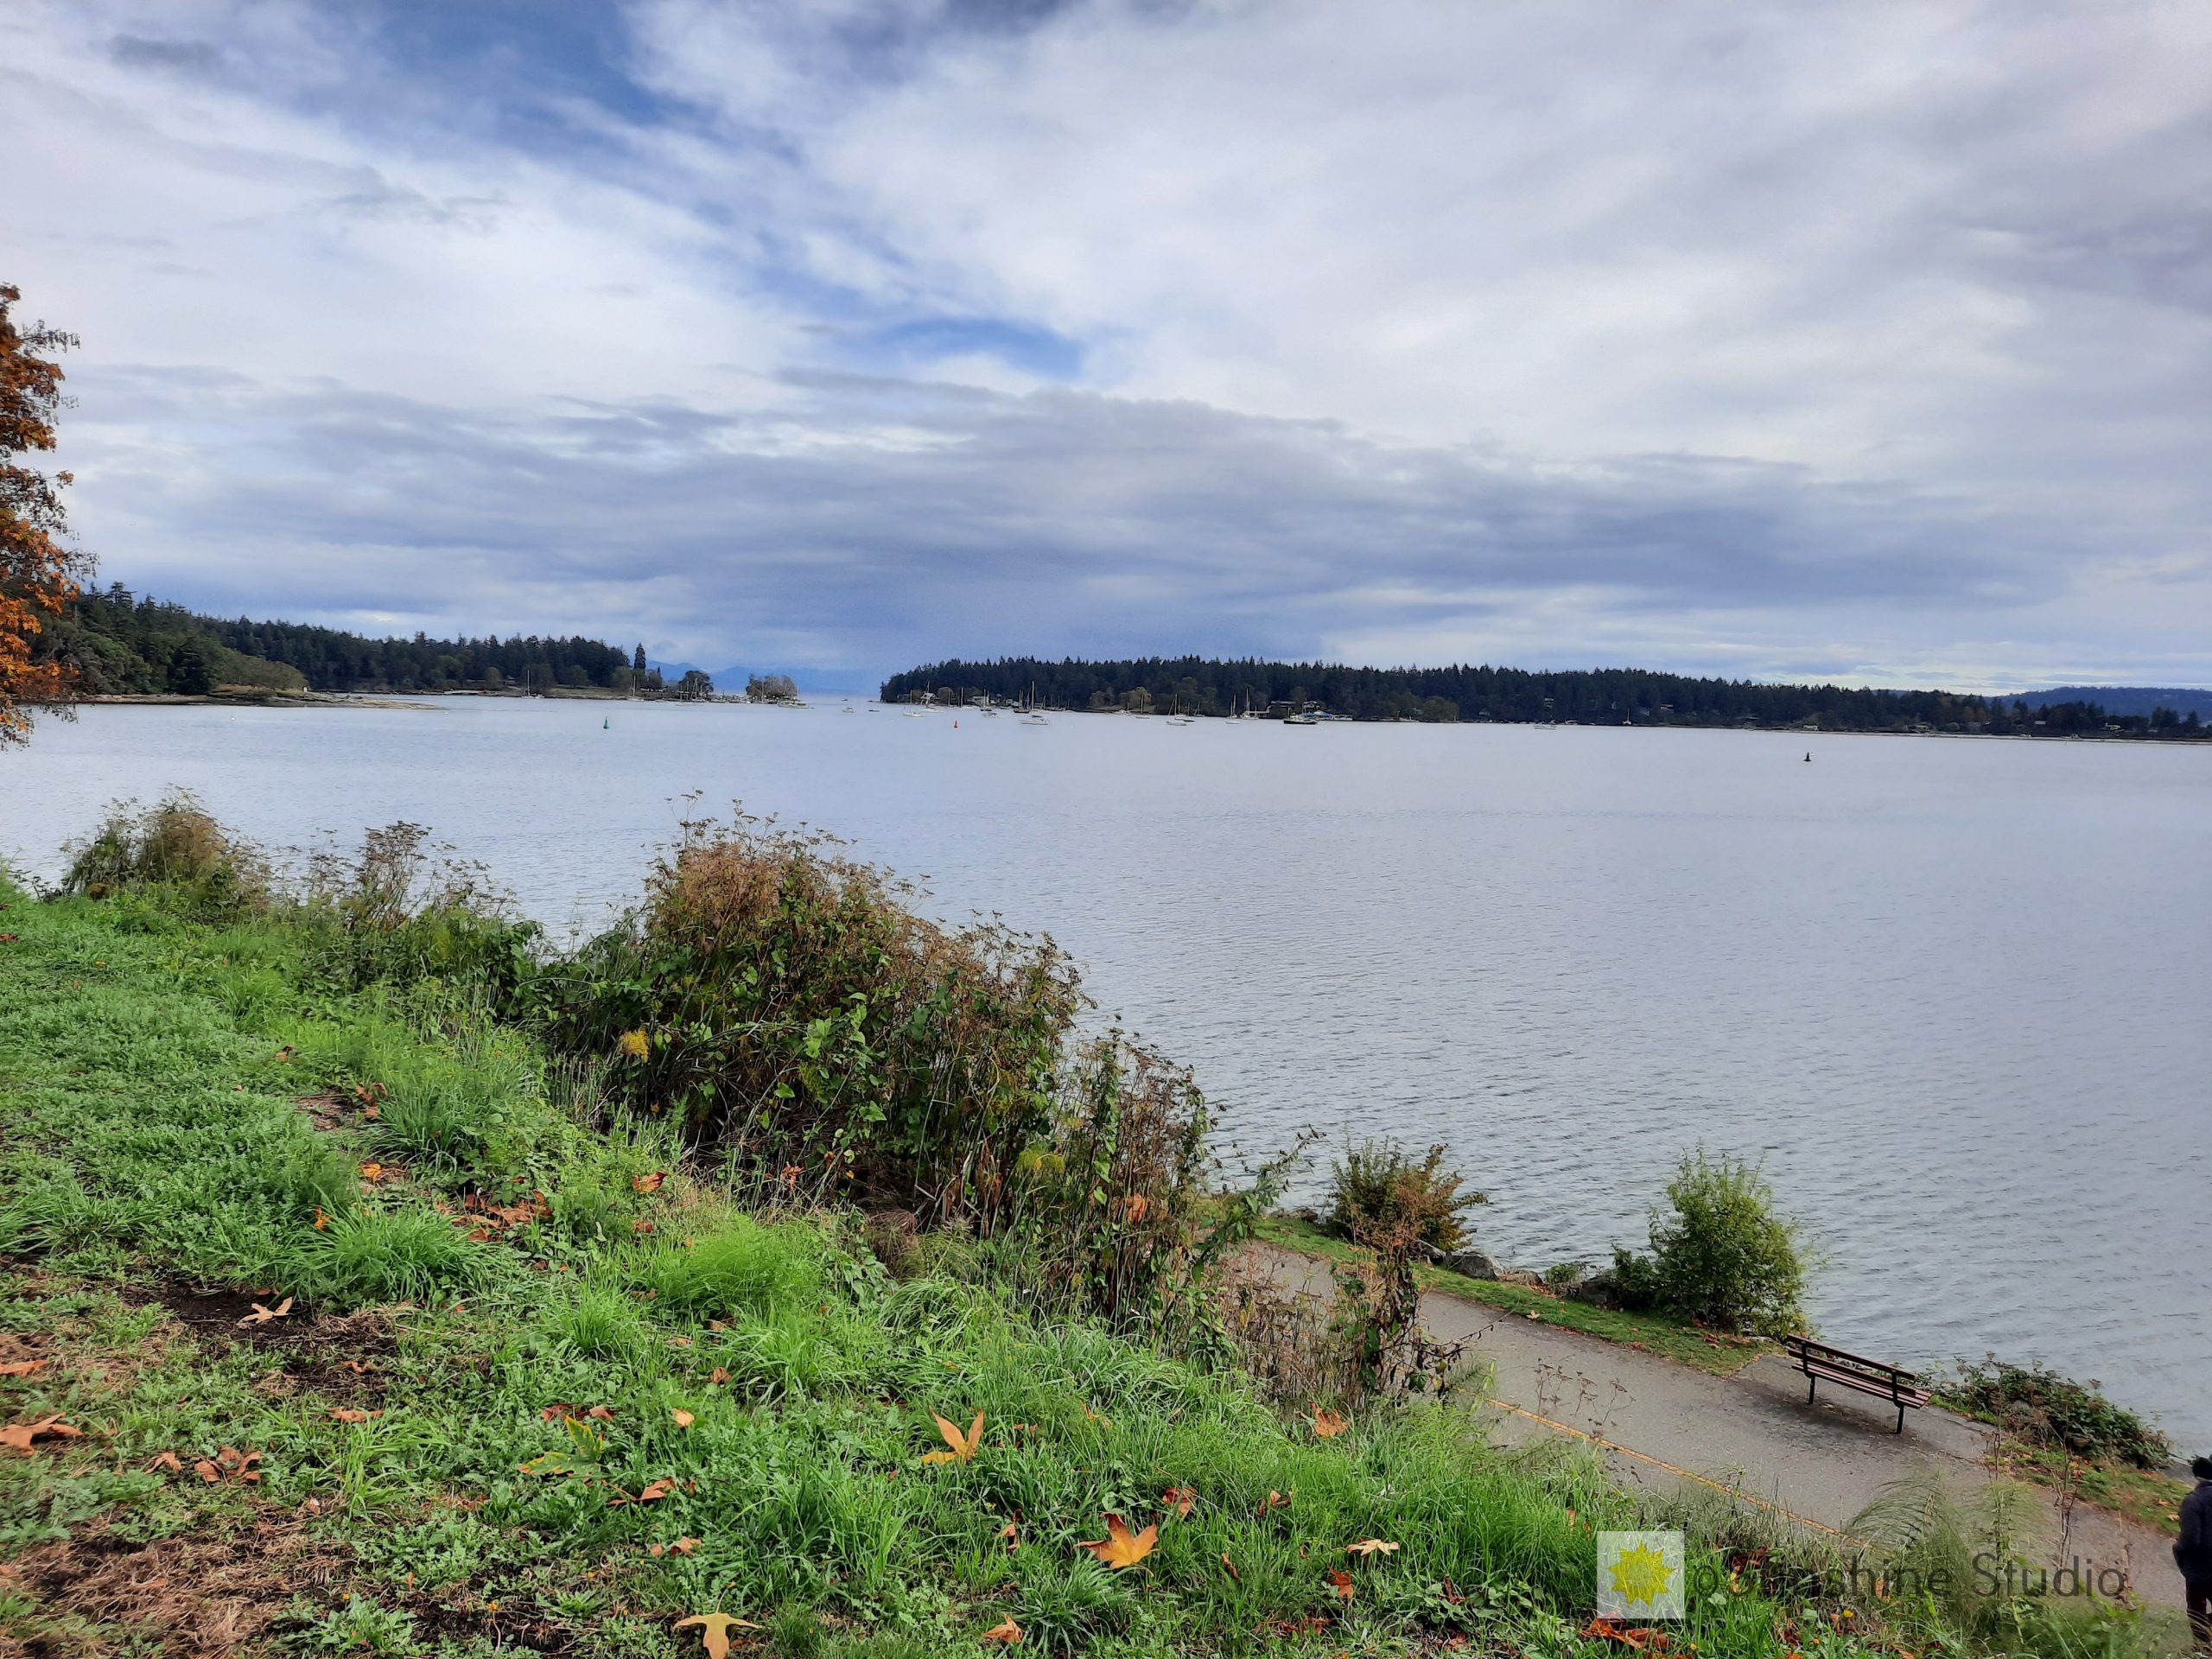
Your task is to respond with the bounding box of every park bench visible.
[1783,1336,1930,1433]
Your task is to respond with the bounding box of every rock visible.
[1440,1248,1498,1281]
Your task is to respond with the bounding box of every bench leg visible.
[1806,1375,1817,1406]
[1895,1402,1905,1434]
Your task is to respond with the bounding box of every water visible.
[4,699,2207,1450]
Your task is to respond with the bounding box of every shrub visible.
[299,821,538,1003]
[1325,1137,1484,1253]
[59,794,270,918]
[1947,1358,2170,1468]
[1616,1151,1807,1338]
[539,815,1081,1232]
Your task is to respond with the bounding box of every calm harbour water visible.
[4,699,2207,1451]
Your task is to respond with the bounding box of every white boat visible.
[1168,715,1196,726]
[1283,713,1318,726]
[1021,711,1050,726]
[904,709,929,719]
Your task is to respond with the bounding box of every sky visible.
[7,0,2210,692]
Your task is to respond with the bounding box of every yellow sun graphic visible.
[1608,1543,1676,1608]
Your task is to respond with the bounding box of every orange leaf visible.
[313,1207,328,1230]
[237,1297,294,1328]
[1161,1485,1195,1518]
[587,1405,615,1420]
[672,1536,700,1556]
[981,1617,1023,1643]
[633,1170,666,1194]
[149,1451,183,1473]
[1076,1513,1157,1569]
[359,1162,384,1184]
[329,1408,381,1424]
[1328,1567,1357,1601]
[0,1359,45,1377]
[709,1367,730,1385]
[1345,1538,1400,1556]
[672,1408,695,1427]
[1220,1551,1241,1581]
[0,1414,80,1454]
[1309,1405,1349,1438]
[675,1611,760,1658]
[920,1410,983,1465]
[998,1520,1020,1552]
[1257,1490,1290,1515]
[1080,1402,1113,1427]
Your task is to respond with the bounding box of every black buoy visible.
[1803,751,1811,762]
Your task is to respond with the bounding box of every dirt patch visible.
[295,1091,353,1132]
[405,1594,586,1656]
[0,1513,347,1657]
[135,1286,387,1352]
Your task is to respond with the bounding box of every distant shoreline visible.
[56,692,2212,744]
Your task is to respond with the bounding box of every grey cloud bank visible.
[6,0,2209,689]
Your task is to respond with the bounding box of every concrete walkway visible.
[1251,1246,2184,1612]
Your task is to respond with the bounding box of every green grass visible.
[1253,1214,1770,1378]
[0,878,2178,1657]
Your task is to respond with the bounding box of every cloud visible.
[7,0,2209,688]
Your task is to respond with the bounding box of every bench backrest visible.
[1784,1334,1918,1385]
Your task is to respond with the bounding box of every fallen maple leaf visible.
[633,1170,666,1194]
[921,1410,983,1465]
[1309,1405,1349,1439]
[674,1611,759,1656]
[1076,1513,1157,1569]
[359,1162,385,1183]
[0,1359,46,1377]
[587,1405,615,1420]
[1257,1490,1290,1515]
[998,1520,1020,1552]
[1161,1485,1195,1518]
[671,1408,695,1427]
[329,1408,381,1424]
[709,1367,730,1385]
[313,1207,328,1231]
[981,1617,1023,1643]
[1345,1538,1400,1556]
[671,1535,700,1555]
[0,1414,82,1454]
[238,1297,294,1328]
[1328,1567,1357,1601]
[149,1451,183,1473]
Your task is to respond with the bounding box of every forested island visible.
[883,657,2209,738]
[41,585,712,699]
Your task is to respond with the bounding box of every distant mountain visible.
[2013,686,2212,720]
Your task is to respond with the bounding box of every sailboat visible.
[1020,681,1050,725]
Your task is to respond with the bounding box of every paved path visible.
[1251,1246,2184,1613]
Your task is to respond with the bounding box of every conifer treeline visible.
[48,585,652,696]
[881,655,2207,737]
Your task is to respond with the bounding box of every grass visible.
[1253,1214,1770,1378]
[0,876,2183,1657]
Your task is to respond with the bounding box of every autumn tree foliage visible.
[1,281,91,743]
